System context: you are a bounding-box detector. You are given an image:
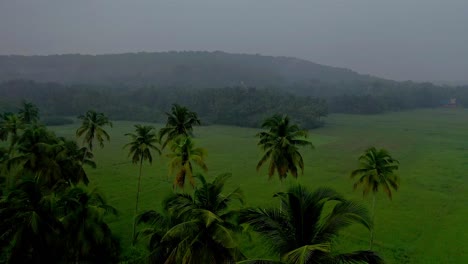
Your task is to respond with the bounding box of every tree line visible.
[0,80,327,129]
[1,102,400,263]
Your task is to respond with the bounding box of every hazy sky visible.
[1,0,467,81]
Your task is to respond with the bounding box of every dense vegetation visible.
[1,52,466,125]
[0,103,390,263]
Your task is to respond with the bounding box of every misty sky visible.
[1,0,467,82]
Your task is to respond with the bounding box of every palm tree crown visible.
[159,104,201,148]
[167,136,207,189]
[256,114,313,181]
[240,185,384,264]
[76,110,112,152]
[125,125,161,165]
[351,147,399,200]
[18,101,40,124]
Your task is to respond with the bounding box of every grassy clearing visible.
[50,108,468,263]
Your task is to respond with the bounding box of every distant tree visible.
[18,101,40,124]
[137,173,244,263]
[159,104,201,148]
[351,147,399,249]
[167,137,207,189]
[76,110,112,153]
[240,185,384,264]
[124,125,161,244]
[256,114,313,182]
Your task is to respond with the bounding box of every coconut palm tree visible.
[159,104,201,149]
[76,110,113,154]
[0,113,24,152]
[137,173,244,263]
[56,187,120,263]
[7,126,92,190]
[18,101,40,124]
[0,178,63,263]
[124,124,161,244]
[240,185,384,264]
[256,114,313,182]
[351,147,399,249]
[167,136,207,189]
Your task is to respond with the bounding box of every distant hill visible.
[0,51,377,87]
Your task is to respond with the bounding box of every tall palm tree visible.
[167,136,207,189]
[137,173,244,263]
[124,124,161,244]
[351,147,399,249]
[76,110,113,154]
[159,104,201,148]
[256,114,313,182]
[56,187,120,263]
[240,185,384,264]
[18,101,40,124]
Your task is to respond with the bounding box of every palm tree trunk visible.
[132,157,143,245]
[370,193,376,250]
[279,178,284,212]
[81,148,88,163]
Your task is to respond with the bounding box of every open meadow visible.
[50,108,468,263]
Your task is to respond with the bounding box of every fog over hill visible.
[0,51,378,87]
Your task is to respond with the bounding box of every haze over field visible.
[1,0,467,82]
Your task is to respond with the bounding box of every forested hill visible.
[0,51,375,87]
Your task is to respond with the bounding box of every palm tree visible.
[124,124,161,244]
[0,113,24,152]
[351,147,399,250]
[137,173,244,263]
[7,126,62,188]
[167,136,207,189]
[6,125,92,191]
[159,104,201,148]
[240,185,384,264]
[256,114,313,182]
[18,101,40,124]
[76,110,113,154]
[0,178,63,263]
[58,138,96,186]
[56,187,120,263]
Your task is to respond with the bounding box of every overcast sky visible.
[0,0,467,82]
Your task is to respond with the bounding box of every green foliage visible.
[240,185,384,264]
[256,114,313,181]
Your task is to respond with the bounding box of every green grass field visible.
[50,108,468,263]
